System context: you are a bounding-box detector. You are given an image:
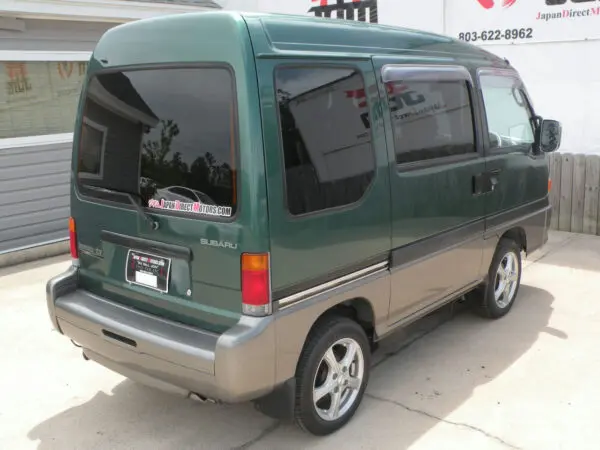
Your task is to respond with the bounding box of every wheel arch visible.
[500,226,527,253]
[308,297,376,343]
[255,297,377,424]
[290,297,378,372]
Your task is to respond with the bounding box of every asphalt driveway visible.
[1,231,599,450]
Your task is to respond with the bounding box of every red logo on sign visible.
[476,0,517,9]
[57,62,74,79]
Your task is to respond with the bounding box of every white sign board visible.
[446,0,600,45]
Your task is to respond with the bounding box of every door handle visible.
[473,169,501,195]
[489,168,501,192]
[473,173,485,195]
[490,174,499,192]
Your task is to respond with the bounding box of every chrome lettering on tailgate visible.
[200,238,238,250]
[79,244,104,258]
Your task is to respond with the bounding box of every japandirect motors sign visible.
[446,0,600,45]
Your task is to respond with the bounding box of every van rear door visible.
[71,13,269,334]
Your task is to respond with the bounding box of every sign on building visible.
[446,0,600,45]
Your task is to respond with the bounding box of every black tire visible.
[294,315,371,436]
[469,237,522,319]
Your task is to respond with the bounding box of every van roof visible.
[242,11,509,68]
[92,10,510,71]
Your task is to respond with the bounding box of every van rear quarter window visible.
[275,67,376,216]
[76,67,238,219]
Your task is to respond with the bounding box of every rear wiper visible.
[84,185,159,230]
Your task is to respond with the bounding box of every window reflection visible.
[276,67,376,216]
[76,67,237,218]
[386,80,476,164]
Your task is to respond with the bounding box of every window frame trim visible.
[381,64,474,84]
[5,0,218,22]
[476,67,538,156]
[77,116,107,181]
[74,62,241,223]
[0,133,74,150]
[272,63,378,219]
[381,64,481,172]
[0,51,91,62]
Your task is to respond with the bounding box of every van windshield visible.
[76,67,238,219]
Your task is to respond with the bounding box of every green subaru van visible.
[46,11,561,436]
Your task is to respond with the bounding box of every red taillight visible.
[69,217,78,259]
[548,178,552,193]
[241,253,271,316]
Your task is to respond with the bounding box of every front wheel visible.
[470,237,522,319]
[294,316,371,436]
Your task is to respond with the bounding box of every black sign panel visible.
[308,0,379,23]
[125,250,171,293]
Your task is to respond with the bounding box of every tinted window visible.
[78,118,106,179]
[76,67,237,219]
[386,79,476,165]
[275,67,375,216]
[480,74,535,150]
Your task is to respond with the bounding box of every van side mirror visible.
[539,119,562,153]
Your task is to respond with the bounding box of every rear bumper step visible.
[47,268,277,403]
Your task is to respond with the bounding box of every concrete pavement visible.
[1,231,599,449]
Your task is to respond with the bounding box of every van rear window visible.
[76,67,238,219]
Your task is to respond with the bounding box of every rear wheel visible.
[294,316,371,436]
[470,237,522,319]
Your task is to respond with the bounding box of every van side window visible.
[386,79,476,165]
[275,67,375,216]
[479,74,535,150]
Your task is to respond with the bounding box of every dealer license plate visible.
[125,250,171,293]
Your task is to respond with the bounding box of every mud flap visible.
[253,378,296,421]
